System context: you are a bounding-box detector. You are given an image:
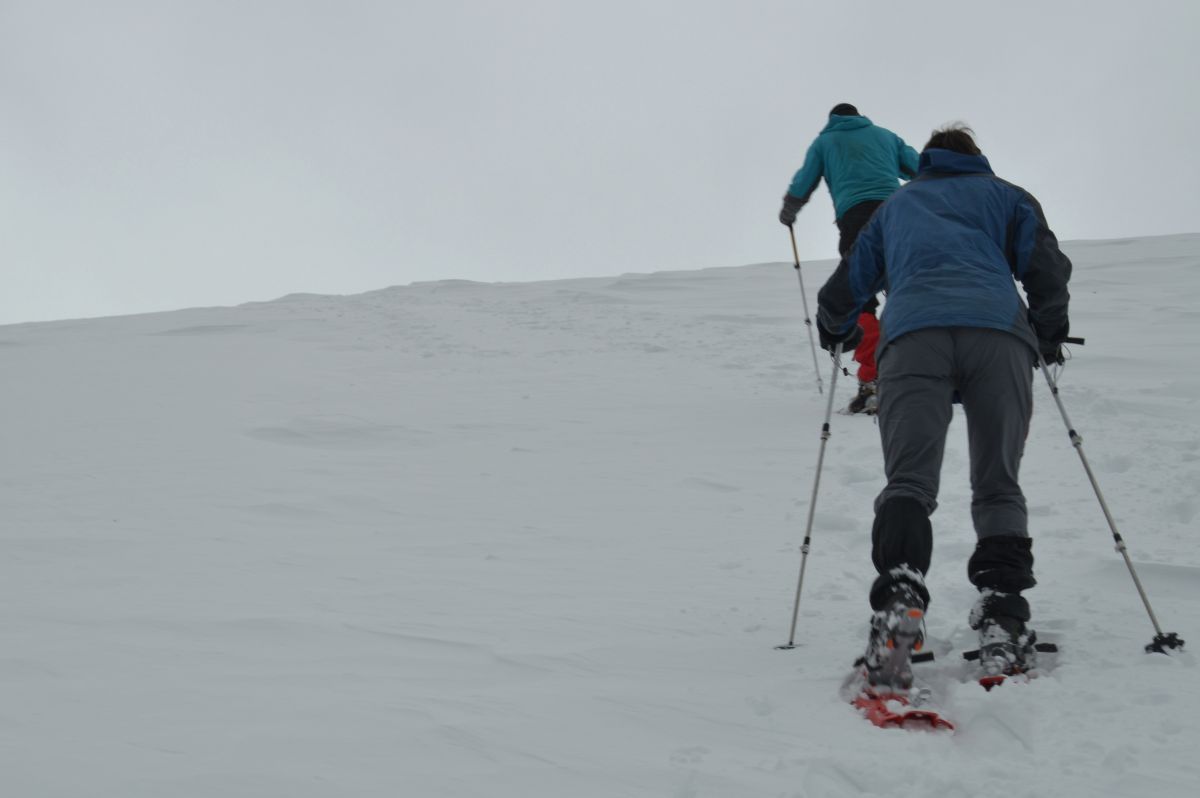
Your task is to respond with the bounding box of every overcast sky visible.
[3,0,1197,324]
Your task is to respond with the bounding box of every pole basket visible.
[1145,632,1185,655]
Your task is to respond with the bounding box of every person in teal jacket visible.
[779,104,919,414]
[779,105,920,228]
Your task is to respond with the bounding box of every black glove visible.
[1030,314,1068,367]
[779,193,805,226]
[817,320,864,353]
[1038,341,1064,366]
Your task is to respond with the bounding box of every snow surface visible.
[2,233,1198,797]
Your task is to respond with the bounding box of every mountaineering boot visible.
[861,584,926,691]
[970,590,1037,677]
[846,380,877,415]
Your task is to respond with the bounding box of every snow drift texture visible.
[2,234,1198,797]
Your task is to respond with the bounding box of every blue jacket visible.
[785,115,920,219]
[816,149,1072,356]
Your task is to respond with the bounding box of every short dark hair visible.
[924,123,981,155]
[830,103,859,116]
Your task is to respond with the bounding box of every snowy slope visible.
[2,234,1198,797]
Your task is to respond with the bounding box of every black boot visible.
[846,380,877,415]
[969,590,1038,676]
[967,537,1038,676]
[861,577,927,691]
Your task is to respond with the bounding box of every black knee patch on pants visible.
[968,536,1036,593]
[869,496,933,610]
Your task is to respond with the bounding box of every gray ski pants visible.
[875,327,1034,540]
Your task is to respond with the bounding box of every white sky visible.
[3,0,1198,324]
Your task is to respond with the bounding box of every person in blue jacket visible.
[780,104,920,414]
[815,124,1072,690]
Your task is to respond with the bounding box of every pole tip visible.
[775,643,799,650]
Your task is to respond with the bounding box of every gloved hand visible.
[1038,341,1065,366]
[779,193,805,226]
[1029,313,1068,367]
[817,320,864,354]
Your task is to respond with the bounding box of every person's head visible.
[923,123,982,155]
[830,103,859,117]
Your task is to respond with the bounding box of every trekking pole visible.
[777,344,843,650]
[1036,344,1184,654]
[788,226,825,395]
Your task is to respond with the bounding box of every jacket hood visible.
[918,148,995,175]
[822,114,872,133]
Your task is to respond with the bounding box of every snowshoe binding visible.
[967,589,1048,689]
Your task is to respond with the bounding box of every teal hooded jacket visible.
[785,115,919,220]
